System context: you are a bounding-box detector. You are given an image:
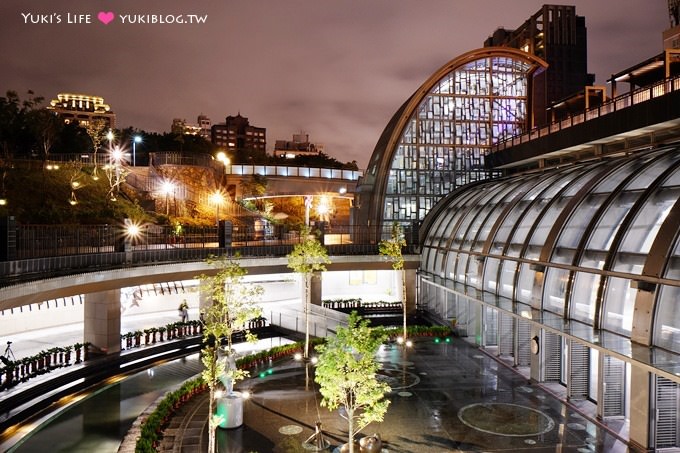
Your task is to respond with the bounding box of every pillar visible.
[311,271,322,306]
[404,268,417,313]
[628,366,652,452]
[84,289,121,354]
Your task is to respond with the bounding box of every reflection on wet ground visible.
[164,336,630,452]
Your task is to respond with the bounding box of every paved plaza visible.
[160,335,630,453]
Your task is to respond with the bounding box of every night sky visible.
[0,0,670,167]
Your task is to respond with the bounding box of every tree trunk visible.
[348,408,355,453]
[401,267,407,340]
[304,273,311,359]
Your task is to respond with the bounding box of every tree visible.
[379,222,408,341]
[287,226,331,358]
[314,312,391,453]
[85,119,107,181]
[0,90,45,159]
[197,255,263,453]
[29,108,62,162]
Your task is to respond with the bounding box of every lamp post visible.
[162,181,174,216]
[216,152,231,185]
[105,130,114,172]
[210,191,224,225]
[132,135,142,167]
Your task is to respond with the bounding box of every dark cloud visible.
[0,0,670,167]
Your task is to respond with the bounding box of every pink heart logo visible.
[97,11,115,25]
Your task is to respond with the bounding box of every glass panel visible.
[484,257,500,293]
[653,284,680,353]
[516,263,535,303]
[543,267,570,314]
[586,191,640,251]
[616,188,679,255]
[570,271,600,324]
[467,256,482,289]
[557,193,608,249]
[601,277,635,335]
[499,260,518,298]
[456,253,469,282]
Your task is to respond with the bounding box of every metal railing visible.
[493,74,680,152]
[0,223,419,285]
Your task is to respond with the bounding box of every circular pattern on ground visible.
[458,403,555,437]
[397,391,413,397]
[568,422,586,430]
[377,365,420,391]
[279,425,303,435]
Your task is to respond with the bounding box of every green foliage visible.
[197,254,263,452]
[286,227,331,275]
[314,312,390,446]
[379,221,408,340]
[287,227,331,357]
[378,222,406,271]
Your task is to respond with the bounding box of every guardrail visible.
[0,223,419,286]
[493,74,680,152]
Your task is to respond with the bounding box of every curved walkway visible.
[160,336,630,453]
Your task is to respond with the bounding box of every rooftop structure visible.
[47,92,116,129]
[171,115,211,140]
[273,133,324,159]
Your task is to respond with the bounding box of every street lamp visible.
[162,181,175,216]
[111,145,124,195]
[210,190,225,225]
[132,135,142,167]
[216,151,231,171]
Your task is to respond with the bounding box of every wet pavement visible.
[161,335,630,453]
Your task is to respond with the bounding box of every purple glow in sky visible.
[0,1,670,167]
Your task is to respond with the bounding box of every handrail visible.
[492,74,680,152]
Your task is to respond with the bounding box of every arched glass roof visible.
[420,147,680,353]
[356,48,547,229]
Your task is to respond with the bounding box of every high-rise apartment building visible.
[484,4,593,125]
[211,114,266,161]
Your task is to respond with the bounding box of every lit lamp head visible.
[216,151,230,166]
[162,181,175,195]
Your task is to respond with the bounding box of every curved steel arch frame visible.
[356,47,548,230]
[419,147,680,350]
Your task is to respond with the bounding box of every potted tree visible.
[197,254,263,453]
[315,312,391,453]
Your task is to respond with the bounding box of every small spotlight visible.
[405,340,413,348]
[294,352,302,361]
[396,337,404,345]
[0,199,6,206]
[310,356,318,365]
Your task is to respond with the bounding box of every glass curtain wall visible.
[383,56,533,225]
